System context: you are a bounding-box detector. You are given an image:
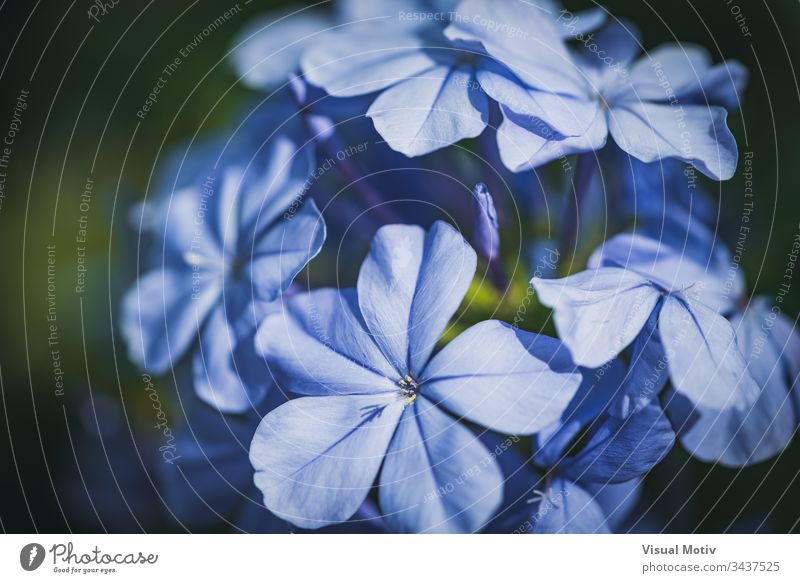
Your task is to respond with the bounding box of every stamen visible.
[397,374,419,406]
[526,489,547,504]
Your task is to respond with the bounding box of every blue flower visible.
[132,94,306,248]
[532,232,760,412]
[301,0,596,157]
[667,296,800,466]
[122,129,325,413]
[249,221,582,532]
[477,17,746,179]
[521,363,674,533]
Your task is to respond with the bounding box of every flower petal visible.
[575,18,641,69]
[628,44,746,107]
[367,64,489,157]
[535,360,628,466]
[555,7,608,40]
[628,44,710,91]
[122,267,221,373]
[250,394,404,529]
[247,199,325,302]
[445,0,585,95]
[680,60,749,111]
[256,288,398,396]
[495,105,607,171]
[302,29,437,97]
[531,478,610,534]
[560,404,675,484]
[532,267,661,368]
[423,321,581,434]
[585,478,642,532]
[379,396,502,533]
[161,183,224,263]
[588,231,739,313]
[230,9,331,88]
[192,303,269,413]
[239,135,316,240]
[476,60,598,137]
[357,222,477,376]
[659,294,760,410]
[671,300,797,466]
[608,102,738,180]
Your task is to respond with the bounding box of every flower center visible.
[397,374,420,406]
[593,91,610,111]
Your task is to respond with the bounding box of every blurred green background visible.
[0,0,798,532]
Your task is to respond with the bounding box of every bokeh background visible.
[0,0,798,532]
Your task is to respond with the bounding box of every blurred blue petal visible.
[302,29,437,97]
[574,18,641,69]
[337,0,459,27]
[247,199,325,302]
[192,303,268,414]
[231,8,332,88]
[586,478,643,532]
[122,268,221,374]
[628,44,748,109]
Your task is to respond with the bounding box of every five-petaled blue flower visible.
[122,131,325,413]
[250,221,582,532]
[473,15,746,178]
[533,232,760,414]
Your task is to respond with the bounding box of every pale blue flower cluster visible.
[121,0,797,533]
